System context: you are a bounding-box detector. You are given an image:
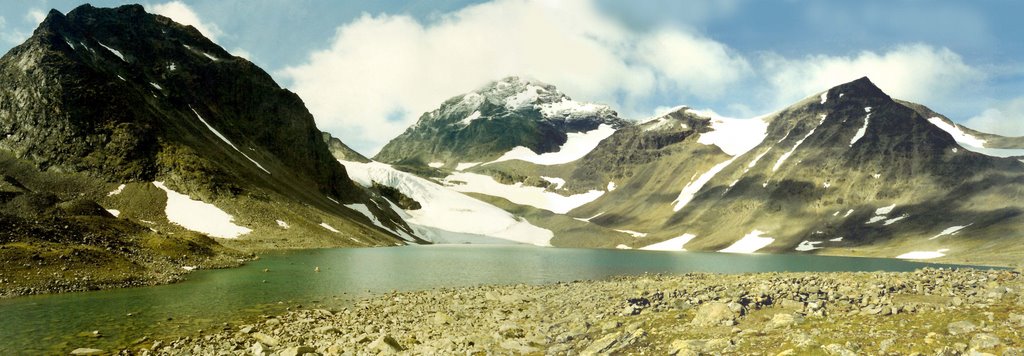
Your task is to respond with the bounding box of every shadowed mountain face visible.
[374,76,631,166]
[1,4,363,202]
[0,4,420,296]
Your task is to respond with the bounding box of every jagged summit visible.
[823,76,891,102]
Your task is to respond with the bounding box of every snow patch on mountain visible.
[896,249,949,260]
[639,234,697,251]
[107,184,126,196]
[926,118,1024,157]
[796,240,823,251]
[190,107,270,174]
[153,181,251,239]
[850,113,871,146]
[614,229,648,238]
[428,162,445,168]
[643,117,683,132]
[541,176,566,190]
[774,114,827,171]
[875,204,896,215]
[883,215,908,225]
[928,117,986,147]
[820,92,828,104]
[487,124,615,166]
[538,99,614,119]
[928,224,972,240]
[444,171,604,214]
[504,83,548,110]
[719,230,774,253]
[691,109,770,156]
[345,203,414,241]
[276,220,289,229]
[574,211,604,223]
[459,111,482,126]
[96,41,126,61]
[319,222,340,233]
[866,216,887,224]
[673,157,737,212]
[456,162,481,171]
[340,160,553,245]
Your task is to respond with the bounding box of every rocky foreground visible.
[148,268,1023,355]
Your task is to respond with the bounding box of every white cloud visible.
[761,44,984,109]
[281,0,750,155]
[964,97,1024,136]
[634,30,751,97]
[25,9,46,25]
[148,1,222,41]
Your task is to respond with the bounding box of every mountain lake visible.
[0,245,998,354]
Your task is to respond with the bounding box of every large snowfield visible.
[443,171,605,214]
[339,160,554,246]
[487,124,616,166]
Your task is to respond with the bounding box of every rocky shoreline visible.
[0,253,248,299]
[129,268,1024,355]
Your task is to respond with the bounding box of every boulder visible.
[251,332,279,347]
[280,345,316,356]
[368,334,405,354]
[766,313,801,330]
[969,333,1001,350]
[581,332,620,355]
[947,320,977,335]
[690,302,736,327]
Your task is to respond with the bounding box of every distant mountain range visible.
[367,76,1024,266]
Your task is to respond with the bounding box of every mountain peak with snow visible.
[374,76,630,166]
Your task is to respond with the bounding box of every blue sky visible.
[2,0,1022,155]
